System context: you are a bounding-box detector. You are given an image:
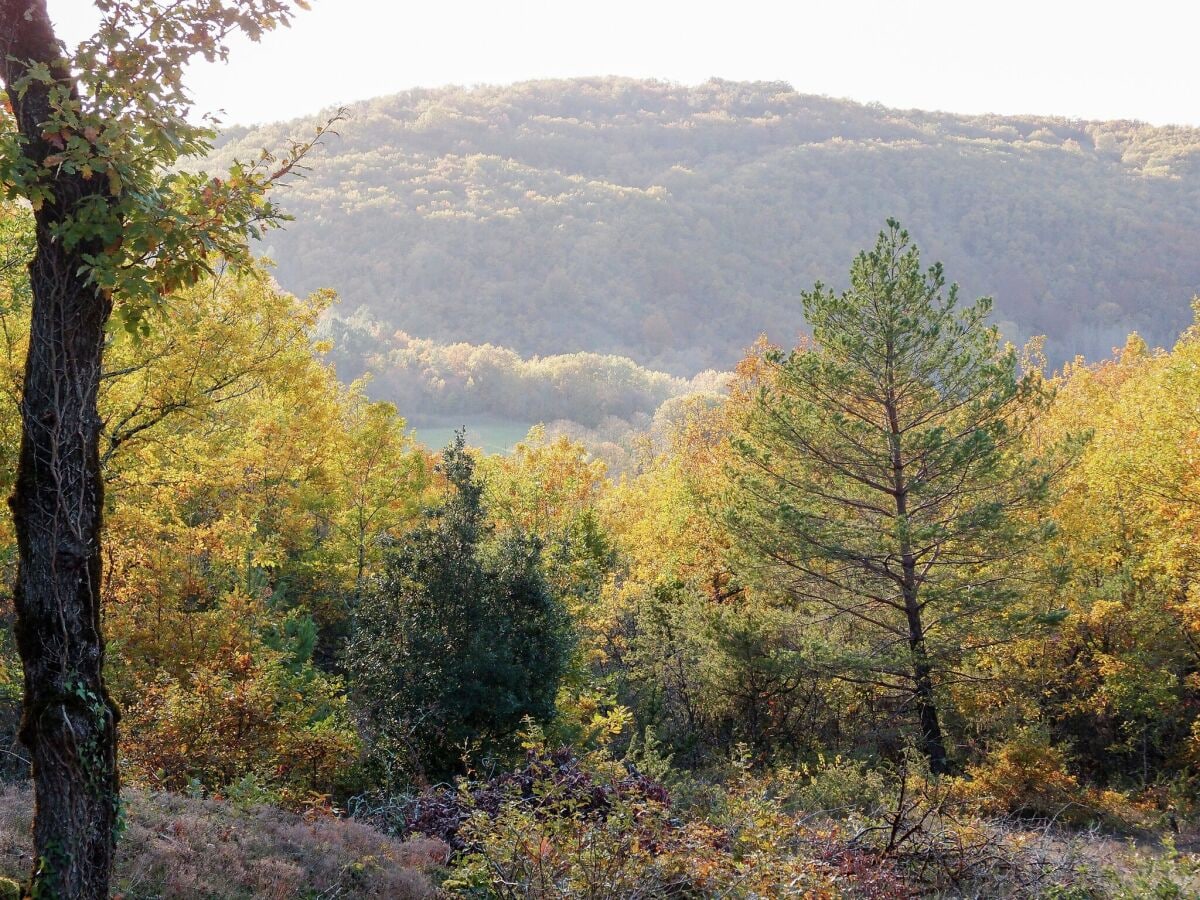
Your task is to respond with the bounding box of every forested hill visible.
[214,77,1200,373]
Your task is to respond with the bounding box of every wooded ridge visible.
[212,77,1200,376]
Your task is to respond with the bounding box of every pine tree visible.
[730,220,1051,773]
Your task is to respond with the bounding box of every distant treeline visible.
[214,77,1200,375]
[320,309,728,431]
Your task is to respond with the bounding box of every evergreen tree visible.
[347,434,573,783]
[730,220,1051,773]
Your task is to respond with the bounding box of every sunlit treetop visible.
[0,0,338,334]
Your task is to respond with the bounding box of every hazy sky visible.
[50,0,1200,127]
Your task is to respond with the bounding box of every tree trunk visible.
[1,3,120,896]
[885,369,950,775]
[902,594,949,775]
[11,212,119,900]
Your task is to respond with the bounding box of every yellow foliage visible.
[963,730,1083,818]
[0,258,430,802]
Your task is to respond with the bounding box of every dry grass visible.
[0,783,444,899]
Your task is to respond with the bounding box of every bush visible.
[964,728,1086,820]
[785,754,891,818]
[404,740,911,898]
[346,435,574,785]
[964,728,1156,829]
[404,744,670,851]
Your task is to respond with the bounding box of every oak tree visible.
[0,1,327,893]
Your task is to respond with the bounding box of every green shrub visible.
[346,435,574,785]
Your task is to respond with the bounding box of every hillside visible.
[213,77,1200,379]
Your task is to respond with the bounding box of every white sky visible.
[49,0,1200,127]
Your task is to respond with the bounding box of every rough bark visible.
[903,595,949,775]
[885,348,950,775]
[1,2,120,896]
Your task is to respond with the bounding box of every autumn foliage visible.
[0,204,1194,894]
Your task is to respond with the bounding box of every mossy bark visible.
[0,3,120,896]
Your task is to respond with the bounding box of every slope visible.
[211,77,1200,374]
